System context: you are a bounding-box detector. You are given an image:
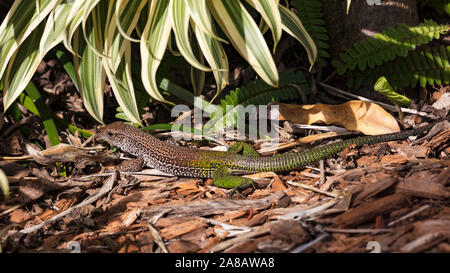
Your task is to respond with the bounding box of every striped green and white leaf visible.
[3,23,45,110]
[3,2,73,110]
[63,0,98,55]
[190,37,206,96]
[103,0,145,124]
[186,0,228,43]
[140,0,174,104]
[73,14,106,124]
[172,0,211,72]
[246,0,282,52]
[107,0,145,72]
[114,0,144,44]
[279,5,317,69]
[192,10,229,98]
[103,44,141,124]
[0,0,60,81]
[207,0,279,87]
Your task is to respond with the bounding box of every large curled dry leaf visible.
[275,101,400,135]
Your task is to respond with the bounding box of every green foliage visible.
[332,20,449,74]
[0,0,316,124]
[218,71,311,111]
[374,76,411,107]
[22,83,60,146]
[206,71,311,131]
[291,0,330,63]
[419,0,450,15]
[346,45,450,89]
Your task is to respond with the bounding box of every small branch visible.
[291,233,330,253]
[287,181,339,198]
[387,204,430,227]
[324,227,392,234]
[320,83,428,116]
[19,172,116,234]
[147,222,169,253]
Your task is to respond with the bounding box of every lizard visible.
[95,121,436,195]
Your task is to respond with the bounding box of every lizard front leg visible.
[216,142,260,197]
[212,167,255,197]
[118,157,145,172]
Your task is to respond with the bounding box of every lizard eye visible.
[107,132,113,137]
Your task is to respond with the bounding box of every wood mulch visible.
[0,120,448,253]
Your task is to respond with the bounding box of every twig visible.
[0,204,24,217]
[73,169,175,181]
[149,209,173,225]
[207,219,252,238]
[277,199,338,220]
[399,232,444,252]
[287,181,339,198]
[19,171,116,234]
[387,204,430,227]
[291,233,329,253]
[320,83,428,116]
[324,227,392,234]
[288,123,349,132]
[319,160,326,184]
[211,223,272,253]
[147,222,168,253]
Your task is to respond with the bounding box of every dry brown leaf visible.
[275,101,400,135]
[0,143,107,164]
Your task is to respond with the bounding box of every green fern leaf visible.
[346,45,450,90]
[333,20,449,74]
[206,71,311,132]
[291,0,330,64]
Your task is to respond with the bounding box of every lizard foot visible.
[213,166,255,198]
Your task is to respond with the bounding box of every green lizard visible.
[95,121,435,195]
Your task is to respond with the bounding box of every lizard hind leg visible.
[213,166,254,197]
[227,142,260,156]
[119,157,145,172]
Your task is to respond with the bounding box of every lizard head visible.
[95,122,135,148]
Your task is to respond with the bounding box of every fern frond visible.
[347,45,450,90]
[332,20,449,74]
[219,71,311,110]
[206,71,311,131]
[291,0,330,63]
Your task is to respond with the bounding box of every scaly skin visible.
[96,121,435,191]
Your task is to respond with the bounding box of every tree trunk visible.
[322,0,419,59]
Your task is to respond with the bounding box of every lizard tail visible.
[247,121,436,173]
[292,121,436,167]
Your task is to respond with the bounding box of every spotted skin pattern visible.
[96,122,434,186]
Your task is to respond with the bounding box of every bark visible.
[322,0,419,59]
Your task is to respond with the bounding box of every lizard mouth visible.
[93,128,108,142]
